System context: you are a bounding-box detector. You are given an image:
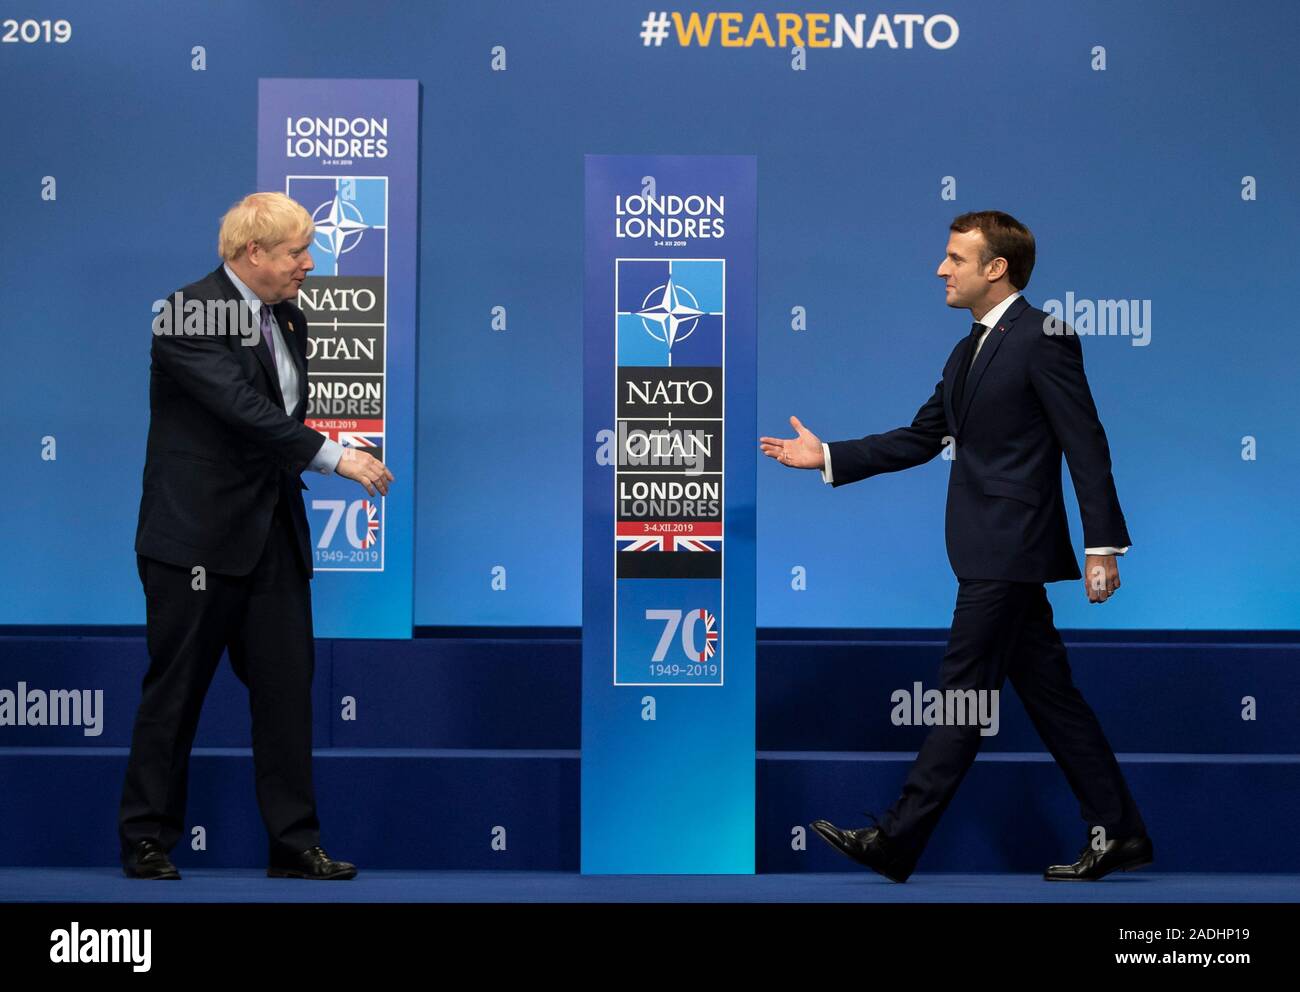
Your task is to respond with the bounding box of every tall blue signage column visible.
[257,79,418,638]
[582,155,757,873]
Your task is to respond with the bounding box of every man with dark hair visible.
[760,211,1151,881]
[948,210,1036,290]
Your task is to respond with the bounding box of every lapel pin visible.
[287,320,294,333]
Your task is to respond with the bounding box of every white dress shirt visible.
[223,264,343,475]
[819,292,1128,556]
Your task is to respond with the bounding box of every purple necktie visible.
[259,303,278,367]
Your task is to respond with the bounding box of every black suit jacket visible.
[135,264,324,577]
[827,295,1131,583]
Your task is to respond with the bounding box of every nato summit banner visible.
[257,79,418,638]
[582,155,757,873]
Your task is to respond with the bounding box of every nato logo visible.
[286,176,387,277]
[617,259,723,366]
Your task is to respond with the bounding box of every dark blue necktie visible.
[953,321,983,408]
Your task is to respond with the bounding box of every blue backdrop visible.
[3,0,1297,628]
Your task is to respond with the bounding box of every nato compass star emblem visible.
[311,195,370,259]
[637,277,703,364]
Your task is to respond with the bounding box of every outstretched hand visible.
[337,447,394,497]
[759,415,825,470]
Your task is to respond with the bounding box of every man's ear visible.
[985,256,1008,282]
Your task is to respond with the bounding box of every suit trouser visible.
[118,495,320,858]
[877,579,1147,867]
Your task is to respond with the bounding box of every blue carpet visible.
[1,869,1295,903]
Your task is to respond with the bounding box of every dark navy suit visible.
[825,294,1146,867]
[135,265,322,576]
[121,264,328,861]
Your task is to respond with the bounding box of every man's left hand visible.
[1084,554,1120,604]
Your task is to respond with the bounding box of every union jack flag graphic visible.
[338,430,384,450]
[616,521,721,552]
[361,500,380,548]
[308,418,384,451]
[695,609,718,661]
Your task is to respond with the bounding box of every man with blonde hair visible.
[120,192,393,880]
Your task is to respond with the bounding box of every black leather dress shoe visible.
[1044,834,1153,881]
[810,817,914,882]
[267,845,358,880]
[121,838,181,880]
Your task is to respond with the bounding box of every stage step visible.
[1,748,1294,872]
[758,750,1300,874]
[0,634,1294,752]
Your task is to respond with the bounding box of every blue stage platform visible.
[1,870,1296,904]
[1,629,1296,887]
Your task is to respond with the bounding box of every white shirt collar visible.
[223,262,267,312]
[975,291,1022,330]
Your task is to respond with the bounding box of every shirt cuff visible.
[820,442,834,484]
[307,437,345,475]
[1085,546,1129,556]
